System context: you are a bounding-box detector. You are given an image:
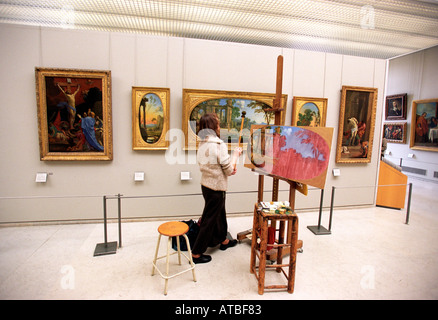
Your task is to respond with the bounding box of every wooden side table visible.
[250,203,299,294]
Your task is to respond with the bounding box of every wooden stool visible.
[250,203,299,294]
[151,221,196,295]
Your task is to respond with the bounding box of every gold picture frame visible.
[335,86,378,163]
[409,98,438,152]
[292,96,327,127]
[132,87,170,150]
[383,122,407,144]
[182,88,288,150]
[35,67,112,161]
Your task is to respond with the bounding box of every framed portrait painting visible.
[292,96,327,127]
[132,87,169,150]
[182,89,287,150]
[335,86,378,163]
[385,93,407,120]
[383,122,407,144]
[409,99,438,152]
[35,67,112,161]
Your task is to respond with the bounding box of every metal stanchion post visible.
[328,186,335,231]
[94,195,118,256]
[405,183,413,225]
[307,189,331,235]
[118,193,122,248]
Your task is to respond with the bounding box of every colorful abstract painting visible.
[245,125,333,189]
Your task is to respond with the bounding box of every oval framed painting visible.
[132,87,169,150]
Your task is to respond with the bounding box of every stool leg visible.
[151,234,162,276]
[176,235,182,265]
[183,234,197,282]
[164,236,171,295]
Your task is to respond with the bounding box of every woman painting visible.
[192,113,242,264]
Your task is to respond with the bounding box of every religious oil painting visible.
[409,99,438,152]
[182,89,287,150]
[335,86,378,163]
[245,125,333,189]
[35,68,112,161]
[292,96,327,127]
[383,122,407,144]
[132,87,169,150]
[385,93,407,120]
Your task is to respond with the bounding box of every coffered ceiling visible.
[1,0,437,59]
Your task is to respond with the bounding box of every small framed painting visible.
[383,122,407,144]
[292,96,327,127]
[385,93,407,120]
[132,87,170,150]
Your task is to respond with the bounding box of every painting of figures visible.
[335,86,378,163]
[35,68,112,161]
[132,87,169,150]
[183,89,287,149]
[245,125,333,189]
[383,122,406,144]
[410,99,438,152]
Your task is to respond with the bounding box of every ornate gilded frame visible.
[292,96,327,127]
[385,93,407,120]
[35,67,112,161]
[383,122,407,144]
[335,86,378,163]
[182,88,288,150]
[409,98,438,152]
[132,87,170,150]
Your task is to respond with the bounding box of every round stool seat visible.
[158,221,189,237]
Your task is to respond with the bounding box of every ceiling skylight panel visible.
[0,0,436,59]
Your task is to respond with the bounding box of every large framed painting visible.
[292,96,327,127]
[132,87,169,150]
[409,99,438,152]
[182,89,288,150]
[335,86,378,163]
[385,93,407,120]
[35,67,112,161]
[383,122,407,144]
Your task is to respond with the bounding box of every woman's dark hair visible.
[198,113,220,139]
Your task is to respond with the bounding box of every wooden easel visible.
[238,55,303,256]
[240,56,303,294]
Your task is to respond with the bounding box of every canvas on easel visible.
[245,125,334,190]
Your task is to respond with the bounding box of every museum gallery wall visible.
[384,45,438,181]
[0,24,386,223]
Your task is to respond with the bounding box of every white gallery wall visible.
[384,46,438,180]
[0,24,386,223]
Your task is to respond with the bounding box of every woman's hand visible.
[234,147,242,156]
[230,147,242,175]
